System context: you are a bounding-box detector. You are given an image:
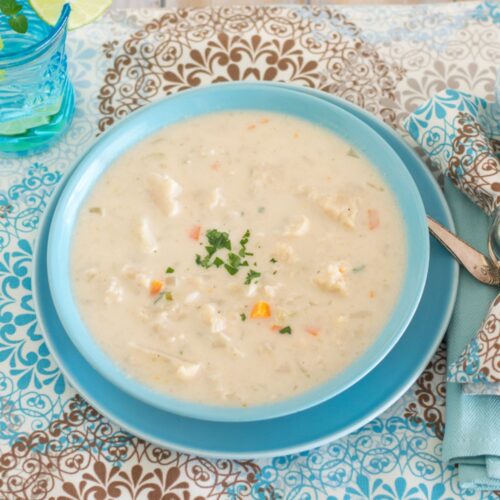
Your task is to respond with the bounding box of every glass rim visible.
[0,3,71,68]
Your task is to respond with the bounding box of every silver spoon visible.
[427,215,500,286]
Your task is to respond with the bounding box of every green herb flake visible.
[245,270,261,285]
[279,326,292,335]
[240,313,247,321]
[165,291,174,301]
[352,265,366,273]
[213,256,224,268]
[258,207,265,213]
[207,229,232,251]
[347,147,360,158]
[270,258,277,263]
[195,228,259,282]
[224,264,239,276]
[238,229,253,257]
[165,266,175,274]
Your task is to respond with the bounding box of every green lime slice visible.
[29,0,112,30]
[0,99,61,136]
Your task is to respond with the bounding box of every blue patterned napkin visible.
[404,89,500,490]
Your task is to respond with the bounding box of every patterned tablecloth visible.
[0,2,499,498]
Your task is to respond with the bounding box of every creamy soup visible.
[72,111,406,407]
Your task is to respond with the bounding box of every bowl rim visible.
[47,82,430,422]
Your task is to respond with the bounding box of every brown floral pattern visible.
[449,294,500,386]
[97,6,403,133]
[448,111,500,215]
[404,342,447,440]
[0,396,271,499]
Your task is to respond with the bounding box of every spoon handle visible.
[427,216,500,286]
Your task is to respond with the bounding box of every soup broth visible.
[71,111,407,407]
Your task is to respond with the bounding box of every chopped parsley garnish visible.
[239,230,253,257]
[279,326,292,335]
[240,313,247,321]
[258,207,265,213]
[352,265,366,273]
[245,270,261,285]
[165,267,175,274]
[195,228,258,283]
[270,258,277,263]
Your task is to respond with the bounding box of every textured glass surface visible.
[0,1,74,157]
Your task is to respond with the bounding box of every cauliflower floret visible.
[271,242,297,264]
[176,363,201,380]
[151,311,171,332]
[209,187,225,210]
[264,284,282,298]
[121,264,150,288]
[148,173,182,216]
[184,291,200,304]
[314,262,350,293]
[284,215,310,237]
[298,186,358,228]
[246,282,259,297]
[104,277,124,304]
[202,304,226,333]
[317,195,358,228]
[139,218,158,254]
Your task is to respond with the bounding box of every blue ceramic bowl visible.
[47,83,429,422]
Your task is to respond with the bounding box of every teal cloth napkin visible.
[442,181,500,490]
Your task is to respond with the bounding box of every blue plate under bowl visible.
[33,83,458,458]
[45,84,430,422]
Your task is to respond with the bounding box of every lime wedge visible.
[29,0,112,30]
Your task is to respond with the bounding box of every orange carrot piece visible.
[248,124,256,131]
[369,290,376,299]
[150,280,164,295]
[189,225,201,241]
[306,327,320,337]
[293,132,299,139]
[250,301,272,319]
[271,324,283,331]
[368,209,380,230]
[260,118,270,124]
[211,161,220,172]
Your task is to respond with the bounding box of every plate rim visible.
[33,83,458,459]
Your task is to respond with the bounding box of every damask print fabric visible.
[449,294,500,395]
[1,2,500,498]
[405,89,500,396]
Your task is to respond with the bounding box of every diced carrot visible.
[293,132,299,139]
[260,118,270,124]
[368,209,380,230]
[306,327,320,337]
[271,324,283,331]
[250,301,272,319]
[189,225,201,241]
[369,290,376,299]
[248,124,256,131]
[211,161,220,172]
[150,280,164,295]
